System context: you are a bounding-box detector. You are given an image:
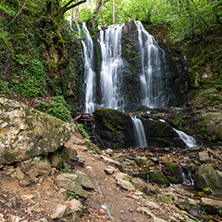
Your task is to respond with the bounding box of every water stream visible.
[173,128,197,148]
[98,24,125,111]
[130,116,147,148]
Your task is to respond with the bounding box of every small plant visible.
[76,123,90,140]
[48,96,72,122]
[60,167,72,174]
[67,191,80,201]
[35,101,49,112]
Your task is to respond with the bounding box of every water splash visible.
[98,25,125,111]
[130,116,147,148]
[135,21,171,108]
[173,128,197,148]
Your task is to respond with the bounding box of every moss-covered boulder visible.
[0,97,75,164]
[141,117,186,148]
[149,170,170,187]
[93,107,135,148]
[162,162,183,184]
[198,112,222,143]
[194,164,222,195]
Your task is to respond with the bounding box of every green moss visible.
[166,176,179,184]
[149,170,170,187]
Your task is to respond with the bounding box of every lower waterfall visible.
[130,116,147,148]
[173,128,197,148]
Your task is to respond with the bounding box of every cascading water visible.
[76,22,96,113]
[98,24,125,111]
[130,116,147,148]
[173,128,197,148]
[135,21,171,108]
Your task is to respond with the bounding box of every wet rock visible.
[0,97,75,165]
[117,179,134,191]
[162,162,183,184]
[76,170,93,189]
[149,170,170,187]
[93,108,135,149]
[200,198,222,215]
[198,152,210,162]
[69,199,83,212]
[51,204,67,219]
[55,173,88,198]
[194,164,222,195]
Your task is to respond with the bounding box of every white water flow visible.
[98,24,125,111]
[130,116,147,148]
[135,21,169,108]
[76,23,96,113]
[173,128,197,148]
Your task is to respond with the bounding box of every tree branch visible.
[56,0,86,19]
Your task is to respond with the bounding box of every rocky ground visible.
[0,130,222,221]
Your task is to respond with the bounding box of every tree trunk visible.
[112,0,115,24]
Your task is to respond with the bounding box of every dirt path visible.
[66,132,181,222]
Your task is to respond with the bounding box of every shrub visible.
[48,96,71,122]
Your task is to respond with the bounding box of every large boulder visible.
[93,107,135,149]
[0,97,75,164]
[194,164,222,195]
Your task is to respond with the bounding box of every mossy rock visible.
[163,162,183,184]
[0,97,75,164]
[194,164,222,195]
[149,170,170,187]
[93,107,135,149]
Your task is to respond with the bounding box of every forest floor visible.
[0,131,221,221]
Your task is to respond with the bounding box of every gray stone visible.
[104,166,116,175]
[117,179,134,191]
[51,204,67,219]
[194,164,222,195]
[105,148,114,155]
[55,173,88,198]
[198,152,210,162]
[0,97,75,165]
[200,197,222,215]
[143,200,161,209]
[36,219,48,222]
[137,207,167,222]
[69,199,83,212]
[76,170,93,189]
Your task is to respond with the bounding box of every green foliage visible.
[0,79,12,98]
[48,96,72,122]
[67,190,80,201]
[10,59,47,98]
[76,123,90,140]
[35,101,49,112]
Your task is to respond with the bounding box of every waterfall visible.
[135,21,170,108]
[98,24,125,111]
[130,116,147,148]
[173,128,197,148]
[76,22,96,113]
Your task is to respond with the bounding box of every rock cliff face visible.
[93,107,186,149]
[0,97,75,164]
